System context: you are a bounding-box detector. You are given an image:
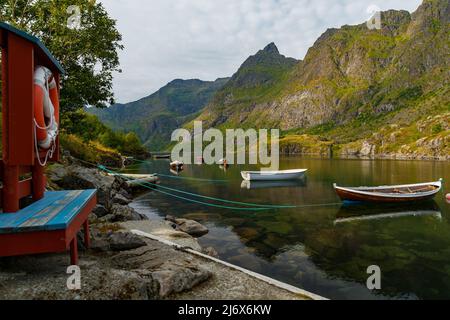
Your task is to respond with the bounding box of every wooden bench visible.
[0,190,97,265]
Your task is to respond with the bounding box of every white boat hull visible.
[241,169,307,181]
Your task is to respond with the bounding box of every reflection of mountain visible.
[304,201,449,299]
[194,199,449,299]
[129,156,450,299]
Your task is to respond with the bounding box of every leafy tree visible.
[0,0,123,111]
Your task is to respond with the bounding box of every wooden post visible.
[6,33,34,166]
[2,33,34,212]
[70,238,78,265]
[83,220,91,248]
[3,165,19,212]
[32,164,46,201]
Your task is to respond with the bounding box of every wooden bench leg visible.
[83,220,91,249]
[70,237,78,265]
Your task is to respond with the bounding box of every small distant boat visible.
[241,169,307,181]
[126,176,159,187]
[106,173,159,187]
[170,160,184,170]
[334,179,443,203]
[153,154,171,159]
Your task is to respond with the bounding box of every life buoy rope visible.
[33,66,59,166]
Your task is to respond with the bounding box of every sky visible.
[99,0,423,103]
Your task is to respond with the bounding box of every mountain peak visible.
[262,42,279,54]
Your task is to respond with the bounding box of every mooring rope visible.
[98,165,342,210]
[125,158,228,183]
[98,166,273,211]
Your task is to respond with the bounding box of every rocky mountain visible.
[89,78,229,150]
[195,0,449,159]
[195,42,298,128]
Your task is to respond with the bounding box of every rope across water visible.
[126,158,228,183]
[99,165,342,211]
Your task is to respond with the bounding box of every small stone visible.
[175,219,209,238]
[88,213,98,224]
[93,205,109,218]
[112,193,132,205]
[165,215,176,223]
[202,247,219,258]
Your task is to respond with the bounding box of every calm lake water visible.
[125,156,450,300]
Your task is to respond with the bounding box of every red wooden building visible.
[0,22,96,265]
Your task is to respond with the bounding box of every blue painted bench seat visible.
[0,190,96,234]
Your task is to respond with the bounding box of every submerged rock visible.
[202,247,219,258]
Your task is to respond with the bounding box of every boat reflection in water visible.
[241,179,307,190]
[334,201,442,225]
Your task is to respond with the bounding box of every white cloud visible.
[99,0,422,103]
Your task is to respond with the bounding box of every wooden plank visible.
[0,229,67,257]
[19,166,32,175]
[63,193,97,244]
[2,45,8,160]
[7,33,34,166]
[19,190,83,229]
[48,190,96,230]
[0,192,66,233]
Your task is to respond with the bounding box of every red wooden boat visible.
[334,179,443,203]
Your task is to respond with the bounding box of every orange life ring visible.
[34,66,59,150]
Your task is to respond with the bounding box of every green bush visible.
[61,110,147,156]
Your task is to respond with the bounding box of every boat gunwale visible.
[333,180,442,199]
[241,169,308,175]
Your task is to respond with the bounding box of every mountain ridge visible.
[92,0,449,159]
[89,77,229,150]
[192,0,449,159]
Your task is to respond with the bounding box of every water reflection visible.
[128,157,450,300]
[335,202,442,224]
[240,179,307,190]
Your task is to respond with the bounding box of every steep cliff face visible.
[193,0,449,159]
[89,78,229,150]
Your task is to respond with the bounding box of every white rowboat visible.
[241,169,307,181]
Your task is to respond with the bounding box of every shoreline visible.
[0,155,323,300]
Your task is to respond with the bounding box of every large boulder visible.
[112,243,212,298]
[175,218,209,238]
[47,164,118,206]
[109,204,147,222]
[108,232,147,252]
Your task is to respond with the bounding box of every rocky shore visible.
[0,156,313,300]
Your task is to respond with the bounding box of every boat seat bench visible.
[0,190,97,265]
